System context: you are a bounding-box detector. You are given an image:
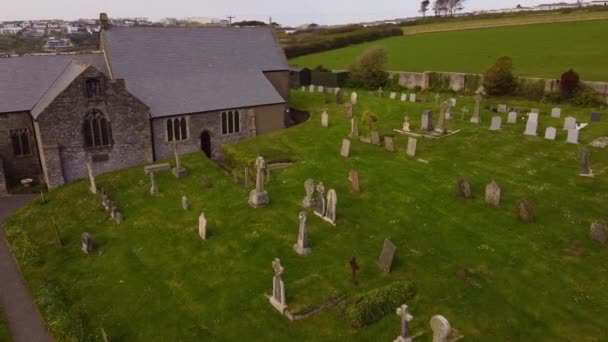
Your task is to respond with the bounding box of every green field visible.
[290,20,608,81]
[4,91,608,340]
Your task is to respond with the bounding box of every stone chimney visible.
[100,13,110,31]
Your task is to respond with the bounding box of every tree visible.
[448,0,466,15]
[419,0,431,17]
[483,56,517,96]
[349,46,389,89]
[560,69,580,98]
[433,0,448,16]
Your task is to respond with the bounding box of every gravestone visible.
[198,212,207,240]
[406,138,417,157]
[489,116,502,131]
[340,139,351,158]
[249,156,270,208]
[402,115,411,132]
[435,103,448,134]
[390,92,397,100]
[294,212,311,255]
[421,110,433,131]
[371,131,381,146]
[589,220,607,245]
[302,178,316,208]
[149,172,159,195]
[485,181,501,206]
[377,238,397,273]
[377,87,384,97]
[590,112,601,122]
[321,110,329,128]
[385,137,395,153]
[87,162,97,194]
[528,112,539,122]
[351,92,358,105]
[567,129,579,144]
[457,179,472,199]
[579,149,593,177]
[471,94,482,123]
[349,170,360,192]
[497,104,507,113]
[269,258,287,313]
[563,117,576,130]
[507,111,518,124]
[460,107,469,121]
[449,98,456,107]
[551,107,561,118]
[524,118,538,136]
[182,196,189,211]
[349,117,359,138]
[82,233,94,254]
[430,315,452,342]
[336,89,344,104]
[517,200,535,223]
[544,127,557,140]
[345,102,353,118]
[314,182,326,217]
[401,93,407,102]
[409,93,416,102]
[172,141,188,178]
[309,84,315,93]
[395,304,414,342]
[324,189,337,225]
[317,85,324,93]
[114,211,123,224]
[300,86,305,92]
[325,90,332,104]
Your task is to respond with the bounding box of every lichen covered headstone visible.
[589,220,607,245]
[517,200,535,223]
[457,179,472,199]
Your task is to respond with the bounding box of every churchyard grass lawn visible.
[290,20,608,81]
[4,90,608,340]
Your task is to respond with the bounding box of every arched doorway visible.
[200,131,211,158]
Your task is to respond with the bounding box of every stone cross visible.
[198,212,207,240]
[324,189,337,225]
[249,156,269,208]
[302,178,316,208]
[580,149,593,177]
[293,212,311,255]
[430,315,452,342]
[149,171,158,195]
[471,94,482,123]
[87,162,97,194]
[82,232,94,254]
[270,258,287,313]
[435,102,448,134]
[182,196,189,210]
[395,304,414,341]
[172,141,188,178]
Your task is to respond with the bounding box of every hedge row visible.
[342,281,416,328]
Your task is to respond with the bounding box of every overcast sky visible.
[1,1,546,26]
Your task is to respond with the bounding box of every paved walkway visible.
[0,195,54,342]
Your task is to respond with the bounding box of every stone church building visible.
[0,16,289,192]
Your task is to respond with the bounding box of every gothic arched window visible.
[83,109,111,147]
[10,129,31,156]
[221,110,241,135]
[85,78,102,98]
[166,117,189,141]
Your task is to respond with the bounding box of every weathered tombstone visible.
[351,92,357,105]
[544,127,557,140]
[198,212,207,240]
[345,102,353,118]
[395,304,414,342]
[82,233,94,254]
[409,93,416,102]
[317,85,324,93]
[435,103,448,134]
[406,138,417,157]
[563,117,576,130]
[524,118,538,136]
[591,112,601,122]
[349,170,360,192]
[589,220,607,245]
[321,110,329,128]
[517,200,535,223]
[269,258,287,313]
[377,238,397,273]
[507,111,517,124]
[457,179,472,199]
[86,162,97,194]
[349,117,359,138]
[172,141,188,178]
[489,116,502,131]
[149,172,159,195]
[302,178,316,208]
[114,211,123,224]
[309,84,315,93]
[300,86,305,92]
[384,137,395,152]
[567,129,579,144]
[421,110,433,131]
[324,90,332,104]
[471,94,482,123]
[449,98,456,107]
[294,212,311,255]
[430,315,452,342]
[485,181,501,206]
[579,149,593,177]
[402,115,411,132]
[497,104,507,113]
[182,196,189,210]
[336,89,344,104]
[248,156,270,208]
[551,107,561,118]
[314,182,326,217]
[340,139,351,158]
[324,189,337,225]
[528,112,539,122]
[401,93,407,102]
[390,92,397,100]
[371,131,381,146]
[378,87,384,97]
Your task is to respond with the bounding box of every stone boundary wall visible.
[388,70,608,104]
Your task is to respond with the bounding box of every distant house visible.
[584,0,608,5]
[0,25,21,35]
[43,37,73,51]
[0,13,290,190]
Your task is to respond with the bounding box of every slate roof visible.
[0,54,107,114]
[102,26,288,118]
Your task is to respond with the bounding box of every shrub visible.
[349,47,389,89]
[560,69,580,98]
[514,79,545,101]
[342,281,416,328]
[572,87,602,107]
[483,56,516,96]
[464,74,481,93]
[385,73,403,91]
[360,111,379,136]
